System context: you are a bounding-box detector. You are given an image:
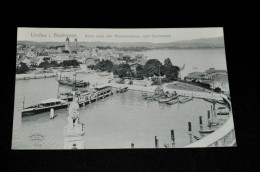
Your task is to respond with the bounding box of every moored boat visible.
[217,106,230,115]
[116,86,128,93]
[58,78,89,87]
[199,129,214,134]
[179,96,193,103]
[166,99,179,105]
[158,95,179,103]
[193,134,202,140]
[203,98,226,105]
[22,98,68,117]
[203,98,215,103]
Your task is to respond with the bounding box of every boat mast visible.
[57,70,61,98]
[159,65,161,86]
[23,96,25,109]
[73,57,76,91]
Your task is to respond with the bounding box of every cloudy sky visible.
[17,27,224,43]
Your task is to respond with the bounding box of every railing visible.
[185,95,236,147]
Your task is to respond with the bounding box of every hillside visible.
[17,36,225,49]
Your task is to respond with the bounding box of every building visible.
[65,37,80,52]
[17,56,31,67]
[31,57,44,66]
[184,68,229,93]
[51,54,70,63]
[26,49,37,59]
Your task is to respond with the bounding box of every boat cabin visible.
[25,99,66,109]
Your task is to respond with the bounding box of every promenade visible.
[105,82,224,101]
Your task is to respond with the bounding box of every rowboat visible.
[203,98,215,103]
[193,134,202,140]
[199,129,214,134]
[158,95,179,103]
[179,96,193,103]
[203,98,226,105]
[217,106,230,115]
[166,99,179,105]
[147,94,161,100]
[208,122,218,127]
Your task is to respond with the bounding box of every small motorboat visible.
[193,134,201,140]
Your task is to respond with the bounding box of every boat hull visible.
[179,97,193,103]
[58,80,89,87]
[199,130,214,134]
[22,104,68,118]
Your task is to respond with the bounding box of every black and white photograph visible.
[12,27,236,149]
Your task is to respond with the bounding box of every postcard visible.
[13,27,236,149]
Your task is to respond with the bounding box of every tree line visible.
[88,58,180,83]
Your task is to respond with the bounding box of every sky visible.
[17,27,224,43]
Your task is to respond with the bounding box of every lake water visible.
[12,49,229,149]
[143,48,227,78]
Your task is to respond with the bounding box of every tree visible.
[50,61,59,68]
[112,65,119,75]
[143,59,162,77]
[62,50,70,54]
[88,65,95,70]
[95,59,114,72]
[214,87,222,93]
[38,61,51,69]
[165,65,180,80]
[16,63,30,74]
[164,58,173,66]
[114,63,132,78]
[135,65,144,79]
[60,60,79,68]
